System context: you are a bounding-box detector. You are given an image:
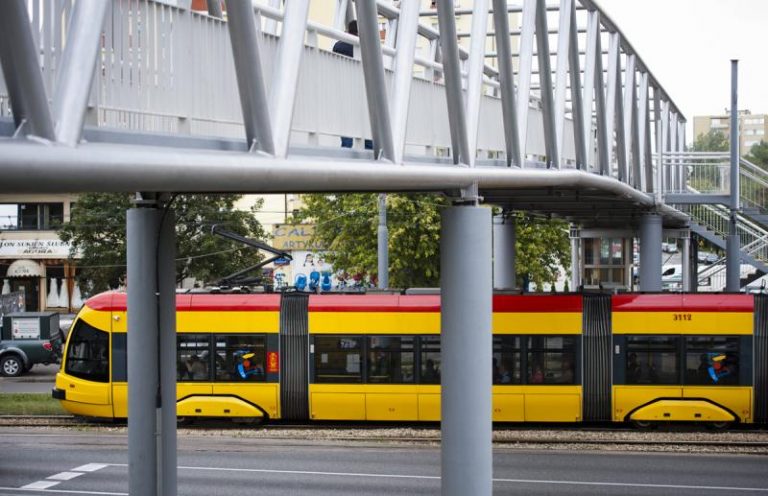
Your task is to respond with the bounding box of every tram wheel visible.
[631,419,658,430]
[706,421,732,430]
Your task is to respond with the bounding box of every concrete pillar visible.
[493,214,516,290]
[127,207,160,496]
[570,227,581,290]
[158,210,177,496]
[726,219,741,292]
[441,206,492,496]
[681,231,691,292]
[638,213,662,292]
[377,193,389,289]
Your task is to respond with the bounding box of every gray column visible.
[726,220,741,292]
[158,209,177,496]
[377,194,389,289]
[570,228,581,290]
[638,213,662,292]
[493,214,516,290]
[441,206,492,496]
[681,232,691,292]
[127,207,160,496]
[726,60,740,292]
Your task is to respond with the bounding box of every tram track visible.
[1,416,767,452]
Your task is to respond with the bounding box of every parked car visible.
[698,251,719,264]
[0,312,62,377]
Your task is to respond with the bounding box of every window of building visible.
[367,336,414,383]
[314,335,362,383]
[493,336,521,384]
[0,203,64,230]
[527,336,577,384]
[177,334,211,381]
[64,319,109,383]
[625,336,679,384]
[685,336,739,386]
[420,335,441,384]
[214,335,266,381]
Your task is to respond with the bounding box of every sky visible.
[594,0,768,139]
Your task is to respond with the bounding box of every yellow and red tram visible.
[53,291,768,427]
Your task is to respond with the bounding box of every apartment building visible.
[693,110,767,156]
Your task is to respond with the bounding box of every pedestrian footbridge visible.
[0,1,765,495]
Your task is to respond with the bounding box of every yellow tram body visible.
[54,291,766,427]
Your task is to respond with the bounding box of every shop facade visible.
[0,194,82,313]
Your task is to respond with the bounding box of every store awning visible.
[6,259,44,278]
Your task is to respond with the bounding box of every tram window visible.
[314,336,362,383]
[367,336,414,384]
[214,335,266,382]
[177,334,211,381]
[419,336,441,384]
[685,336,740,386]
[64,319,109,382]
[493,336,521,385]
[526,336,576,385]
[625,336,679,385]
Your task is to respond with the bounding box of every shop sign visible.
[0,239,73,258]
[271,224,324,251]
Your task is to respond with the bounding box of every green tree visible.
[58,194,268,293]
[692,129,729,152]
[296,194,570,290]
[513,212,571,290]
[746,140,768,169]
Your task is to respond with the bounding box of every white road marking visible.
[16,462,111,493]
[71,464,109,473]
[47,473,83,482]
[20,481,60,490]
[0,487,126,495]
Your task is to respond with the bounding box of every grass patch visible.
[0,393,67,415]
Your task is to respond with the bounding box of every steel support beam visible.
[638,213,662,292]
[553,0,573,168]
[441,206,492,496]
[493,214,516,289]
[52,0,109,146]
[465,0,490,167]
[534,0,558,168]
[127,206,161,496]
[0,0,55,140]
[270,0,311,158]
[225,0,275,154]
[492,0,522,167]
[516,0,537,166]
[357,0,395,160]
[390,0,420,164]
[436,0,470,165]
[567,2,587,170]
